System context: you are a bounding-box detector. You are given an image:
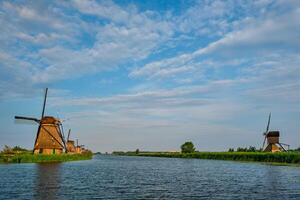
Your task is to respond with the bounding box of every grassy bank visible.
[0,152,93,164]
[114,151,300,164]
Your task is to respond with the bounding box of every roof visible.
[67,140,75,144]
[267,131,280,137]
[40,116,61,124]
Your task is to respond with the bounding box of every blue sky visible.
[0,0,300,152]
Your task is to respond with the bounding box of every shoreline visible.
[0,153,93,164]
[113,152,300,166]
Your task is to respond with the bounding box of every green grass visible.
[0,152,93,164]
[114,151,300,165]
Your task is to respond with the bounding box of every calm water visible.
[0,155,300,200]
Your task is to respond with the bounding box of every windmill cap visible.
[267,131,280,137]
[41,116,61,124]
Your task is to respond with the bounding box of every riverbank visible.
[0,152,93,164]
[113,151,300,165]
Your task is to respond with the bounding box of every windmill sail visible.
[15,116,40,123]
[67,129,71,141]
[41,88,48,118]
[265,112,271,134]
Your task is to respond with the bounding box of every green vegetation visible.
[115,151,300,164]
[289,147,300,152]
[228,146,261,152]
[0,145,93,164]
[181,141,195,153]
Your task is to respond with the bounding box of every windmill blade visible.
[262,136,267,150]
[67,129,71,141]
[14,116,40,123]
[41,88,48,118]
[279,143,290,150]
[277,143,287,152]
[279,143,290,146]
[265,112,271,133]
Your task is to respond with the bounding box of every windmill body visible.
[33,116,65,154]
[264,131,281,152]
[15,88,66,155]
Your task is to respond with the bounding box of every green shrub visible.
[181,142,195,153]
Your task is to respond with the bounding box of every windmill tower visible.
[262,113,289,152]
[66,129,76,153]
[15,88,66,155]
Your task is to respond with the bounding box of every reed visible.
[115,151,300,164]
[0,152,93,164]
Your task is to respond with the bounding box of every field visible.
[114,151,300,165]
[0,152,93,164]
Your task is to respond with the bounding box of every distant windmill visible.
[262,113,289,152]
[66,129,76,153]
[14,88,67,154]
[75,139,84,154]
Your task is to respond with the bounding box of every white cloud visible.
[71,0,130,24]
[0,0,174,86]
[130,3,300,82]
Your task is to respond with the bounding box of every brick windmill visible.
[261,113,289,152]
[15,88,67,154]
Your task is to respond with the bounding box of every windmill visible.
[75,139,84,154]
[262,113,289,152]
[66,129,76,153]
[14,88,67,154]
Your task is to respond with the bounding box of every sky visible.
[0,0,300,152]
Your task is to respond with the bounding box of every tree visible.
[12,146,28,152]
[248,146,256,152]
[1,145,13,154]
[228,148,234,152]
[135,149,140,154]
[181,141,195,153]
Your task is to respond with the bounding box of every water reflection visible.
[263,166,283,199]
[34,163,62,200]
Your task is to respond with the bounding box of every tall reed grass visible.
[115,151,300,164]
[0,152,93,164]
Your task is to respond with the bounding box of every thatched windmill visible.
[262,113,289,152]
[66,129,76,153]
[15,88,67,154]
